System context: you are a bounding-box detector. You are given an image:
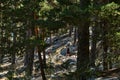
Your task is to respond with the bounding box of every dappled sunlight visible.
[0,0,120,80]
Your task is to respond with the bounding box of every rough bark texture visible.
[77,22,90,80]
[38,46,46,80]
[77,0,90,79]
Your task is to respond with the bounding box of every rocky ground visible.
[0,35,120,80]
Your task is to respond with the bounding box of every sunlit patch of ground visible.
[0,77,8,80]
[0,63,11,69]
[0,71,8,74]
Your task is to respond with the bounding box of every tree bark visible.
[74,27,77,44]
[108,59,112,69]
[90,23,97,67]
[11,33,16,65]
[77,22,90,80]
[24,53,29,67]
[50,31,52,45]
[102,21,108,70]
[69,25,73,37]
[11,53,15,65]
[38,46,46,80]
[42,49,46,68]
[0,50,3,64]
[0,31,3,64]
[42,29,47,68]
[35,27,46,80]
[25,28,34,77]
[25,48,34,76]
[77,0,90,79]
[0,38,3,64]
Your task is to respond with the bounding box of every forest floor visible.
[0,51,120,80]
[0,35,120,80]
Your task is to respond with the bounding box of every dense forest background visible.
[0,0,120,80]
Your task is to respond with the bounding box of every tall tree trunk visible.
[69,25,73,37]
[25,28,34,77]
[0,10,3,64]
[50,31,52,45]
[89,0,100,68]
[25,48,34,77]
[11,33,16,65]
[43,49,46,68]
[102,21,108,70]
[108,48,112,69]
[97,0,110,71]
[0,37,3,64]
[103,39,108,70]
[24,29,30,67]
[42,29,46,68]
[0,49,3,64]
[90,21,98,67]
[38,46,46,80]
[108,58,112,69]
[35,27,46,80]
[77,23,90,80]
[11,53,15,64]
[77,0,90,79]
[24,53,29,67]
[74,27,77,44]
